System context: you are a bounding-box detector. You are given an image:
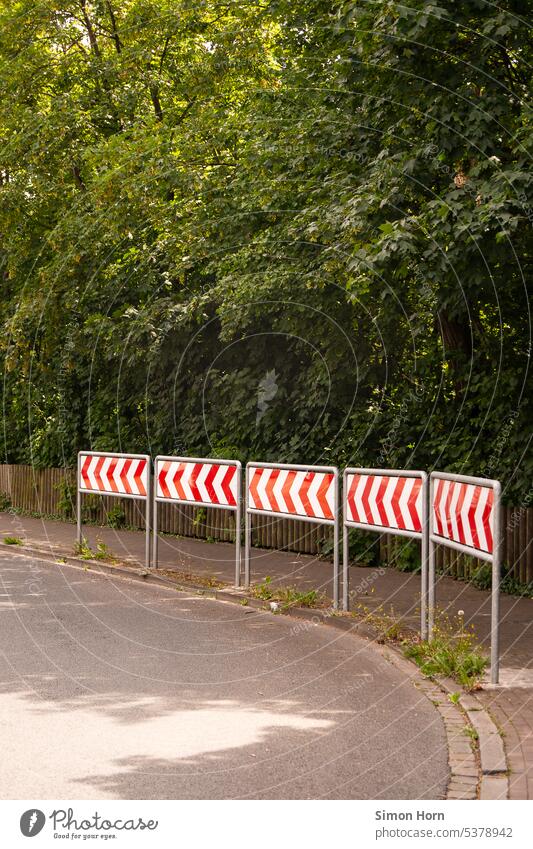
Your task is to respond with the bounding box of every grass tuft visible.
[403,611,487,690]
[251,576,326,610]
[3,535,23,545]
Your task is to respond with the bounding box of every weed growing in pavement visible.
[463,726,479,743]
[349,603,487,690]
[3,535,23,545]
[351,601,407,643]
[253,576,275,599]
[158,569,224,589]
[251,576,327,610]
[403,611,487,690]
[74,538,116,562]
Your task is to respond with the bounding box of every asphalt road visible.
[0,549,448,799]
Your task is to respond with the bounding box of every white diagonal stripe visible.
[475,486,490,551]
[196,463,210,504]
[461,484,475,548]
[383,477,397,529]
[256,468,269,511]
[398,477,414,531]
[346,474,356,522]
[354,475,367,523]
[214,464,227,505]
[307,472,322,519]
[88,457,98,491]
[449,481,461,543]
[181,463,194,501]
[273,469,289,514]
[167,462,180,501]
[113,458,124,492]
[290,471,307,517]
[367,475,381,525]
[438,479,450,538]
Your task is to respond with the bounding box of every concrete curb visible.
[6,539,509,800]
[439,679,509,800]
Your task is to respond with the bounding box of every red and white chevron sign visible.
[433,478,494,554]
[156,459,239,507]
[79,453,148,498]
[248,466,335,521]
[345,473,423,534]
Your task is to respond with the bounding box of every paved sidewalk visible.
[2,512,533,798]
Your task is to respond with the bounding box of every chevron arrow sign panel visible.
[79,453,148,499]
[156,459,239,508]
[247,466,336,522]
[432,478,494,554]
[345,472,423,534]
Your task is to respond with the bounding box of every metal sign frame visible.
[343,468,428,633]
[244,462,340,608]
[77,451,151,569]
[430,471,501,684]
[153,455,242,586]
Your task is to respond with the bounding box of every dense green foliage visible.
[0,1,531,502]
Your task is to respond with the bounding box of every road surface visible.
[0,549,448,799]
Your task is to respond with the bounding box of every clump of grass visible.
[463,726,479,742]
[251,576,326,610]
[73,538,115,562]
[253,575,275,599]
[403,611,487,690]
[351,601,407,643]
[349,602,487,690]
[3,535,23,545]
[159,569,224,589]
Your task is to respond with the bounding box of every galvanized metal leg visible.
[152,496,159,569]
[428,536,435,640]
[76,488,82,546]
[491,497,501,685]
[420,532,428,641]
[342,522,349,611]
[491,555,500,685]
[333,514,339,610]
[244,509,251,589]
[145,489,150,570]
[235,501,241,588]
[420,478,428,640]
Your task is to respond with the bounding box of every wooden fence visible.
[0,464,532,584]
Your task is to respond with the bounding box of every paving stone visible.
[508,775,528,800]
[479,775,508,800]
[452,767,479,777]
[447,790,476,799]
[467,710,507,773]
